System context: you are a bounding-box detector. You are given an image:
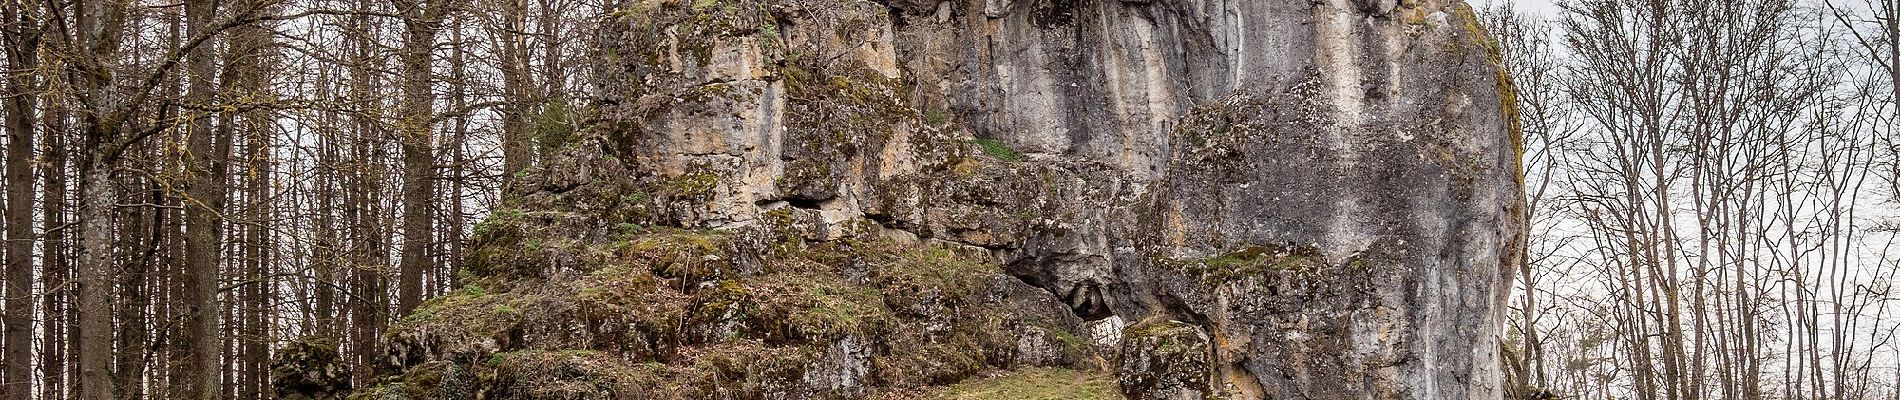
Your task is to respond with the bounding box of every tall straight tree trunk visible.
[39,105,69,400]
[393,0,444,315]
[158,163,188,400]
[73,1,131,396]
[1,0,42,396]
[241,172,270,400]
[494,0,532,178]
[444,25,469,291]
[226,8,274,396]
[114,178,161,400]
[347,189,379,387]
[1887,0,1897,108]
[534,0,565,104]
[175,0,227,396]
[344,0,385,383]
[75,147,119,400]
[236,67,272,400]
[312,116,337,335]
[345,147,383,386]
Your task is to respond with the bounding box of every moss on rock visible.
[921,368,1119,400]
[272,337,351,400]
[1117,319,1212,400]
[355,221,1096,399]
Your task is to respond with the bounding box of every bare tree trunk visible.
[158,159,188,400]
[493,0,532,177]
[76,150,119,400]
[115,177,160,400]
[393,0,445,315]
[443,22,471,292]
[344,0,386,384]
[0,0,42,396]
[40,104,70,400]
[174,0,227,396]
[312,105,338,336]
[216,4,274,395]
[238,83,271,400]
[72,0,132,393]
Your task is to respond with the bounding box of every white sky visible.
[1471,0,1565,17]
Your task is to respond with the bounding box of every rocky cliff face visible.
[349,0,1523,398]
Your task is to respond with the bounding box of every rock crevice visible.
[345,0,1522,398]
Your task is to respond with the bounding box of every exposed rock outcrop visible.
[344,0,1523,398]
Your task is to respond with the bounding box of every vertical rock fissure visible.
[347,0,1522,398]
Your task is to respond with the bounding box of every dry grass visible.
[921,368,1120,400]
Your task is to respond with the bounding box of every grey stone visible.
[393,0,1523,397]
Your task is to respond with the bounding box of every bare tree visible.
[176,0,231,395]
[0,0,43,396]
[1492,0,1900,399]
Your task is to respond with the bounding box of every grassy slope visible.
[922,368,1120,400]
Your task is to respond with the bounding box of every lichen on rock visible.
[353,204,1096,398]
[1116,319,1212,400]
[272,337,352,400]
[336,0,1524,398]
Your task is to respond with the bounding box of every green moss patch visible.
[1180,243,1328,284]
[372,223,1095,398]
[965,138,1025,162]
[1450,3,1526,185]
[923,368,1119,400]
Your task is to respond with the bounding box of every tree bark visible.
[229,11,273,397]
[39,103,69,400]
[393,0,445,315]
[494,0,532,178]
[71,0,132,395]
[344,0,384,382]
[1,0,42,396]
[75,151,118,400]
[174,0,227,397]
[113,177,159,400]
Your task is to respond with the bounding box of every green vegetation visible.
[480,207,526,226]
[663,170,722,198]
[374,190,1097,397]
[455,283,487,298]
[1122,319,1193,342]
[532,99,578,158]
[925,368,1120,400]
[774,275,891,338]
[1188,243,1327,283]
[758,21,778,39]
[925,109,950,125]
[1051,329,1089,356]
[488,349,604,367]
[967,138,1025,162]
[899,246,995,280]
[396,282,522,338]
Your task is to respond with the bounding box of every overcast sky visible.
[1471,0,1564,17]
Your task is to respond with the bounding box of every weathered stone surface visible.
[1117,319,1212,400]
[351,0,1522,398]
[272,337,352,400]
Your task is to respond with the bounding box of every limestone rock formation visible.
[350,0,1523,398]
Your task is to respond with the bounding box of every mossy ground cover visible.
[965,138,1024,162]
[1170,243,1328,284]
[361,217,1094,399]
[349,0,1107,396]
[921,368,1119,400]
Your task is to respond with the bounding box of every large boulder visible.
[350,0,1523,398]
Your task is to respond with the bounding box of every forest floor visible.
[869,368,1120,400]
